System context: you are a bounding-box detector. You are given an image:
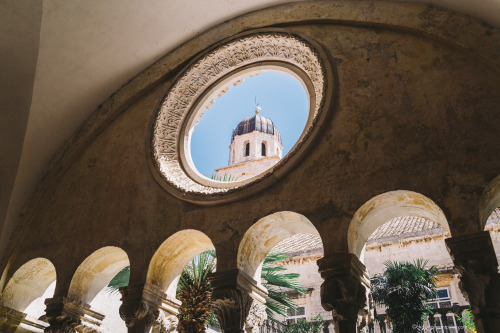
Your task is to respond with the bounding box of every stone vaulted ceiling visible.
[1,0,500,256]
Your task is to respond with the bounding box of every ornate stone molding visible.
[119,283,180,332]
[151,310,178,333]
[209,269,268,333]
[0,305,48,332]
[317,253,369,322]
[119,284,157,328]
[41,298,103,333]
[244,300,267,333]
[445,231,500,332]
[152,32,325,196]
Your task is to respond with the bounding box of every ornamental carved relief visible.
[152,32,325,195]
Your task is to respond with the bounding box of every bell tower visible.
[215,107,283,181]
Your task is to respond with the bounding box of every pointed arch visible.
[146,229,215,298]
[68,246,129,304]
[348,190,450,257]
[238,211,321,281]
[0,258,56,312]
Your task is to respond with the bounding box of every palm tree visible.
[261,252,306,319]
[175,251,305,331]
[176,250,216,333]
[370,259,438,333]
[107,251,305,331]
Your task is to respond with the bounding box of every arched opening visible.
[238,212,332,328]
[348,191,474,332]
[68,246,129,304]
[244,141,250,157]
[147,229,215,299]
[261,141,267,157]
[238,211,321,281]
[348,190,450,258]
[67,246,130,332]
[0,258,56,319]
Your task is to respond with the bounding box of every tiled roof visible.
[368,216,445,240]
[267,208,500,254]
[270,233,323,255]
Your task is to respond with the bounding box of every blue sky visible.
[190,72,309,176]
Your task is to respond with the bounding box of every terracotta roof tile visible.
[267,208,500,254]
[270,233,323,255]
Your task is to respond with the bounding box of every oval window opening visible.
[188,71,309,184]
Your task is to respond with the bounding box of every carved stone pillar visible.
[0,305,48,332]
[119,283,179,333]
[317,253,369,333]
[445,231,500,333]
[209,269,267,333]
[41,297,104,332]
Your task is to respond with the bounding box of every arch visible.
[261,141,267,157]
[238,211,321,281]
[244,141,250,157]
[479,174,500,230]
[0,258,56,312]
[146,230,215,298]
[348,190,450,257]
[68,246,129,304]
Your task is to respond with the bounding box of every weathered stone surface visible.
[1,2,500,332]
[446,232,500,333]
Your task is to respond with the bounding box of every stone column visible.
[445,231,500,333]
[208,269,267,333]
[41,297,104,332]
[119,283,179,333]
[317,253,369,333]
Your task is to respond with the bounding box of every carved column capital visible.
[209,269,268,333]
[0,304,48,332]
[143,283,180,333]
[119,283,157,328]
[317,253,369,322]
[445,231,500,333]
[244,300,267,333]
[41,297,103,333]
[119,283,180,332]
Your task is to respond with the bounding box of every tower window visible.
[245,142,250,157]
[262,142,267,156]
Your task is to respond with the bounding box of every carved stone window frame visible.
[151,30,334,204]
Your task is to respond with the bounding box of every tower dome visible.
[214,110,284,181]
[231,113,282,144]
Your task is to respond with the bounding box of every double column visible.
[208,269,268,333]
[445,231,500,333]
[317,253,369,333]
[41,297,104,332]
[118,283,180,333]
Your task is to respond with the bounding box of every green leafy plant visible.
[455,309,476,333]
[177,250,216,333]
[284,314,325,333]
[107,251,305,331]
[262,252,306,319]
[370,259,438,333]
[206,173,236,182]
[106,265,130,293]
